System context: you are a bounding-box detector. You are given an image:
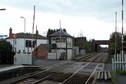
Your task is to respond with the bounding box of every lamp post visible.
[21,16,26,53]
[21,16,26,33]
[0,8,6,11]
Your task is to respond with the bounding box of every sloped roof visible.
[15,33,47,39]
[35,44,50,51]
[49,29,72,37]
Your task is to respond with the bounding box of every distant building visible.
[73,37,87,46]
[49,29,73,60]
[6,28,48,54]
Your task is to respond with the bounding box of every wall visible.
[67,49,73,59]
[50,49,73,60]
[48,53,57,59]
[14,53,32,64]
[32,44,48,59]
[73,46,79,56]
[51,49,65,59]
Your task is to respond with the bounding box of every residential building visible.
[6,28,48,64]
[7,28,48,54]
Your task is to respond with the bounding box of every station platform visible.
[0,64,41,82]
[0,65,23,72]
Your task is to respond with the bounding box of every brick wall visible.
[32,44,48,59]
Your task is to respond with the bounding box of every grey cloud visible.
[1,0,125,22]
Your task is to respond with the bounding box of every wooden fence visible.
[112,54,126,71]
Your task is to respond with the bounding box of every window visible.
[51,37,66,43]
[67,42,72,47]
[56,38,60,42]
[51,37,56,41]
[33,40,36,47]
[26,40,36,47]
[26,40,31,47]
[51,37,56,43]
[62,37,66,42]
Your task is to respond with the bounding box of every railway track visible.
[74,52,109,63]
[92,53,105,62]
[74,52,97,61]
[3,52,108,84]
[9,61,69,84]
[34,63,99,84]
[10,62,102,84]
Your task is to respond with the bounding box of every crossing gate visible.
[112,54,126,71]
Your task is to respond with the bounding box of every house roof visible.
[10,33,47,39]
[49,29,72,37]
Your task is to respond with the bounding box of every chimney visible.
[36,29,38,35]
[9,27,12,38]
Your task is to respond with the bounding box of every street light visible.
[21,16,26,53]
[0,8,6,11]
[21,16,26,33]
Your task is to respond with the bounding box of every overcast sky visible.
[0,0,126,40]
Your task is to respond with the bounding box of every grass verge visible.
[112,71,116,84]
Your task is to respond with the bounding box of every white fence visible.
[112,54,126,71]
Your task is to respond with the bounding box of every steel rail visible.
[93,53,105,62]
[75,52,97,61]
[62,62,90,84]
[85,63,99,84]
[32,74,53,84]
[11,61,69,84]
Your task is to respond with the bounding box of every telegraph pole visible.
[59,20,62,48]
[115,12,117,56]
[31,5,35,51]
[121,0,124,56]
